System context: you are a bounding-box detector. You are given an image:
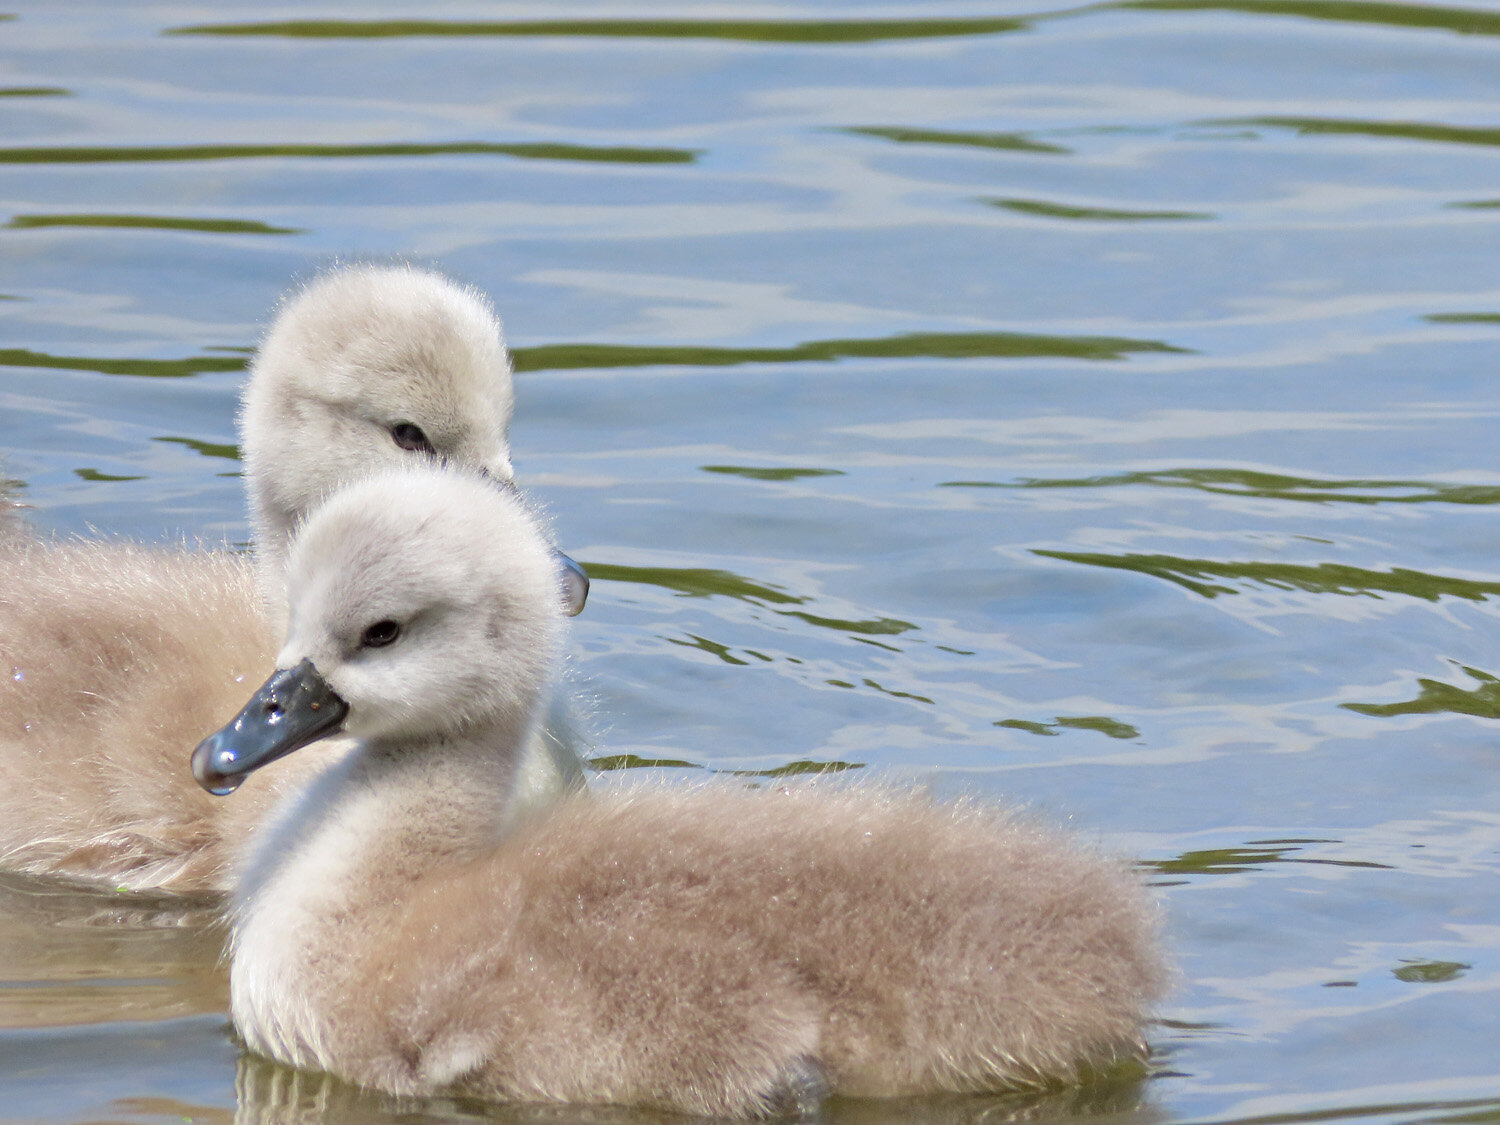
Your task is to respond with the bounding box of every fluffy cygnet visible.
[0,265,585,892]
[198,465,1166,1118]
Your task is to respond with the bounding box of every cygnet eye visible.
[390,423,435,455]
[361,620,401,648]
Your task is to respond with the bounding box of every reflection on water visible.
[994,716,1142,740]
[844,126,1071,156]
[227,1052,1159,1125]
[7,214,302,235]
[1216,116,1500,149]
[1344,663,1500,719]
[509,332,1187,373]
[0,348,247,379]
[950,469,1500,507]
[0,142,699,166]
[582,562,805,605]
[1112,0,1500,37]
[701,465,846,481]
[1033,551,1500,603]
[165,16,1036,43]
[984,199,1214,223]
[0,873,225,1030]
[1144,840,1393,880]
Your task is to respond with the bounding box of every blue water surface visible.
[3,2,1500,1123]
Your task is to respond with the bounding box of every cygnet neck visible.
[238,708,539,919]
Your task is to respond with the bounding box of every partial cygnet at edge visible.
[198,464,1167,1119]
[0,264,586,893]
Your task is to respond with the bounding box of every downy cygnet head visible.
[193,465,568,795]
[242,265,516,574]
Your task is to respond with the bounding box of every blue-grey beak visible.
[556,550,589,617]
[192,659,348,796]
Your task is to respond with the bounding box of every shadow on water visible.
[1344,663,1500,719]
[944,468,1500,506]
[1033,551,1500,602]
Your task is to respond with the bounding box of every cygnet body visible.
[0,265,585,892]
[201,465,1166,1118]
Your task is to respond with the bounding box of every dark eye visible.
[391,423,434,455]
[361,620,401,648]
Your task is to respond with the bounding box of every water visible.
[3,1,1500,1122]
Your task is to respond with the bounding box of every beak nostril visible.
[265,701,284,718]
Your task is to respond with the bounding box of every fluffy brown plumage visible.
[312,785,1163,1115]
[0,542,287,887]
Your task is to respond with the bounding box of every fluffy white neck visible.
[229,712,536,1073]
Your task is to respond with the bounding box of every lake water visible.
[4,2,1500,1123]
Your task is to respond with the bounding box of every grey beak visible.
[555,550,589,617]
[192,659,348,795]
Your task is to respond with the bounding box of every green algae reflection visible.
[995,716,1141,739]
[985,197,1213,222]
[944,467,1500,507]
[585,563,917,640]
[153,436,240,462]
[1425,311,1500,323]
[1213,115,1500,149]
[582,563,804,605]
[0,347,248,379]
[702,466,846,482]
[8,213,301,234]
[165,16,1033,43]
[1393,960,1470,983]
[1344,663,1500,719]
[1034,551,1500,602]
[509,331,1185,373]
[0,141,696,166]
[844,126,1069,156]
[1145,839,1392,878]
[1107,1,1500,37]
